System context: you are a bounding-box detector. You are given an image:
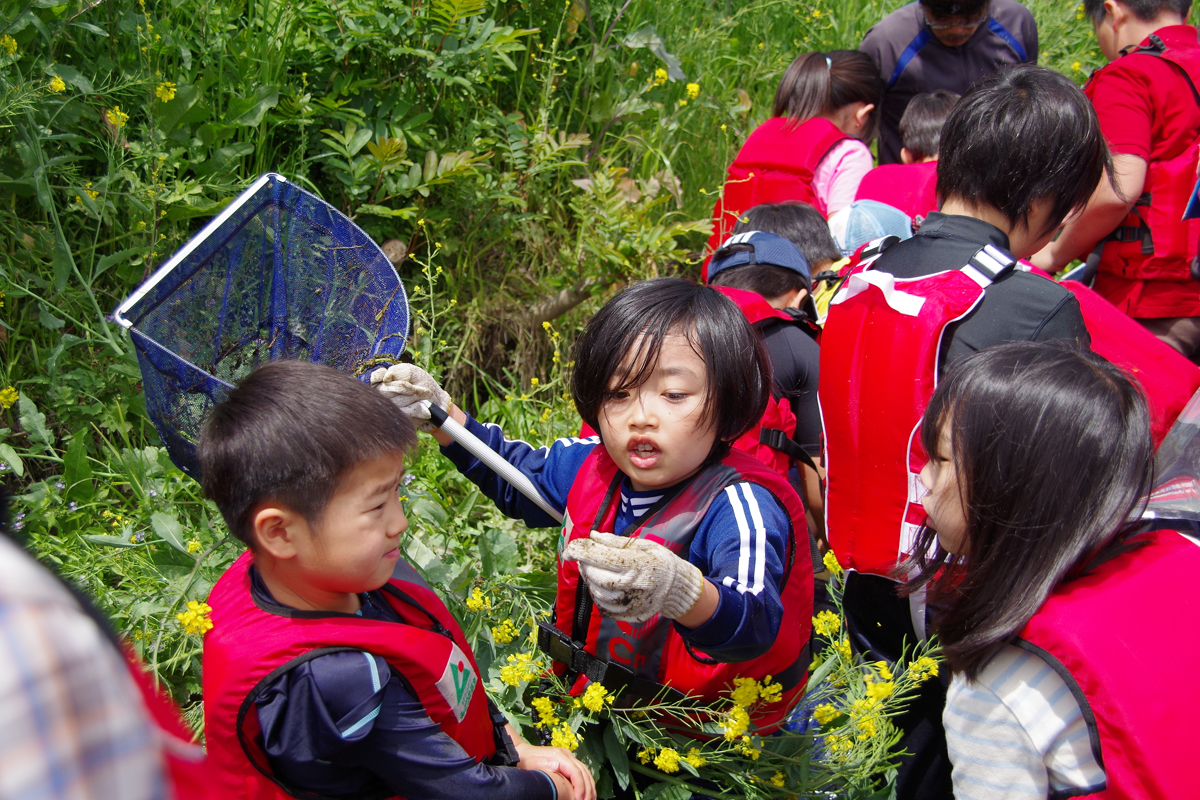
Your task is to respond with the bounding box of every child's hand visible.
[515,742,596,800]
[370,364,450,432]
[563,531,703,623]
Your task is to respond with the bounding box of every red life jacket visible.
[819,242,1017,575]
[546,446,813,730]
[122,650,210,800]
[203,552,497,800]
[1090,33,1200,285]
[1017,529,1200,799]
[711,286,809,476]
[854,161,939,223]
[703,118,851,279]
[1062,280,1200,449]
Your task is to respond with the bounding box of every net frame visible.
[114,173,409,477]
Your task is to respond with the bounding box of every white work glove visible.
[562,532,704,623]
[369,363,450,433]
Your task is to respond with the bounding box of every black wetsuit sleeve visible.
[761,321,823,456]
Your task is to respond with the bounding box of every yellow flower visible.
[106,106,129,129]
[186,539,203,554]
[720,124,727,131]
[866,680,894,702]
[466,587,492,612]
[731,676,760,706]
[176,600,214,635]
[49,76,66,93]
[530,377,539,386]
[155,81,177,102]
[683,747,707,768]
[653,747,681,773]
[827,733,853,753]
[531,696,559,727]
[737,737,761,760]
[822,550,843,576]
[910,656,940,682]
[685,82,699,99]
[1072,61,1082,72]
[499,652,541,686]
[722,703,750,740]
[814,703,839,725]
[542,321,551,331]
[813,610,840,637]
[550,723,579,751]
[581,682,608,712]
[491,618,518,645]
[759,675,782,704]
[653,67,668,86]
[770,771,786,788]
[677,99,688,107]
[834,637,852,661]
[873,661,893,681]
[0,386,17,410]
[637,747,655,764]
[1,35,16,56]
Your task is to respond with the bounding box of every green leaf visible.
[410,498,448,527]
[44,63,93,93]
[622,24,686,81]
[17,392,54,452]
[94,246,151,280]
[37,304,64,330]
[69,21,108,37]
[226,86,280,127]
[355,203,418,219]
[0,444,24,478]
[603,723,631,790]
[150,511,190,553]
[156,83,203,133]
[83,534,138,548]
[51,233,74,292]
[63,431,94,501]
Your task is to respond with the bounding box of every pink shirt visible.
[812,138,874,216]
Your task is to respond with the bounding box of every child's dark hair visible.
[899,91,959,161]
[920,0,988,15]
[572,278,770,462]
[905,342,1153,679]
[199,361,417,547]
[937,65,1111,237]
[773,51,884,144]
[1084,0,1191,22]
[732,202,841,267]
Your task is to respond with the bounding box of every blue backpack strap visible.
[888,27,934,89]
[987,17,1028,62]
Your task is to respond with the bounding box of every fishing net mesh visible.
[117,175,408,478]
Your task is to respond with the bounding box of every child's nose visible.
[389,504,409,537]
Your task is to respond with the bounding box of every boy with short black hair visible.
[854,91,959,223]
[819,64,1103,800]
[199,361,593,800]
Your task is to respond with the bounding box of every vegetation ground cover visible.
[1,0,1102,795]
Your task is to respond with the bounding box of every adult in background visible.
[1031,0,1200,362]
[860,0,1037,165]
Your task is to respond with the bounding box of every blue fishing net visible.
[1145,387,1200,528]
[113,173,409,478]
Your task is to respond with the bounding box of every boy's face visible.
[597,333,718,492]
[289,454,409,598]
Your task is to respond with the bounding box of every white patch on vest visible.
[832,270,926,316]
[434,642,477,722]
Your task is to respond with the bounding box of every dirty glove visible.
[562,532,704,623]
[369,364,450,433]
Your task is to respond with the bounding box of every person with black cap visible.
[707,228,826,541]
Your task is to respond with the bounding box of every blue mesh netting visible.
[1145,387,1200,526]
[115,174,409,478]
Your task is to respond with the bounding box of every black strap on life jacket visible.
[758,427,819,472]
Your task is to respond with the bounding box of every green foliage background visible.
[0,0,1102,794]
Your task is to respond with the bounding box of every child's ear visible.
[252,503,308,560]
[900,147,915,165]
[855,102,875,130]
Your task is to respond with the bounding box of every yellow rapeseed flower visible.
[683,747,707,768]
[581,682,608,712]
[737,737,761,760]
[49,76,66,93]
[106,106,129,129]
[1072,61,1082,72]
[874,661,893,681]
[685,82,699,99]
[834,637,852,661]
[637,747,655,764]
[466,587,492,612]
[910,656,940,682]
[491,618,518,645]
[813,609,840,637]
[176,600,214,635]
[759,675,783,704]
[866,680,894,702]
[731,676,760,706]
[499,652,541,686]
[722,703,750,740]
[653,67,668,86]
[770,771,786,788]
[0,386,18,410]
[814,703,839,725]
[155,81,177,102]
[1,35,16,56]
[822,549,843,576]
[531,696,559,727]
[186,539,203,554]
[550,723,579,750]
[654,747,681,773]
